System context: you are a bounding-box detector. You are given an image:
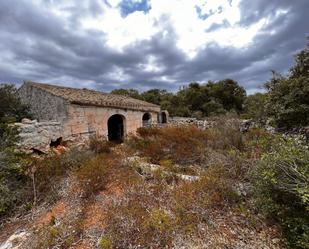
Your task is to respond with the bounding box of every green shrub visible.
[265,38,309,130]
[1,145,94,218]
[0,83,31,149]
[0,149,31,217]
[99,237,113,249]
[253,138,309,248]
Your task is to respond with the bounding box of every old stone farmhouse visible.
[18,81,168,144]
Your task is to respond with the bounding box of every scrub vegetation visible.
[0,37,309,249]
[1,122,308,248]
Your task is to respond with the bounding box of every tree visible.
[110,79,247,118]
[140,89,170,105]
[0,84,31,149]
[290,37,309,79]
[179,82,210,114]
[0,84,32,217]
[110,88,141,99]
[208,79,246,113]
[0,84,30,123]
[265,37,309,129]
[243,93,268,121]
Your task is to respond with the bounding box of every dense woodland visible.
[0,38,308,248]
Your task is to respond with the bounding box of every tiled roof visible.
[24,81,160,112]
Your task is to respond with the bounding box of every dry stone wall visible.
[167,117,263,132]
[168,117,215,129]
[15,118,62,153]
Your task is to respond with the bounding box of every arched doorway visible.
[108,114,125,142]
[161,112,167,123]
[142,113,152,127]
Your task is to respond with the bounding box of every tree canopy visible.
[111,79,246,118]
[265,37,309,129]
[0,84,31,148]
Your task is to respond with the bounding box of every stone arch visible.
[158,110,169,124]
[142,112,152,127]
[161,112,167,123]
[107,114,125,142]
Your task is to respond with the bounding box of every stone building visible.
[18,81,168,143]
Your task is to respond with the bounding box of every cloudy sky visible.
[0,0,308,94]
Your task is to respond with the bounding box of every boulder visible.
[14,120,62,153]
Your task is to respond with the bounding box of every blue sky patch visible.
[195,6,210,20]
[120,0,151,17]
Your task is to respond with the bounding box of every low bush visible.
[204,117,244,150]
[172,165,239,231]
[127,126,208,165]
[73,155,113,197]
[24,211,84,249]
[102,180,175,248]
[127,121,245,167]
[3,148,95,219]
[30,149,94,203]
[253,138,309,249]
[103,163,239,248]
[89,135,114,154]
[0,149,32,217]
[244,128,275,156]
[98,237,113,249]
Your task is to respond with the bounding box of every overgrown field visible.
[1,122,308,249]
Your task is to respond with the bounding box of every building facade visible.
[19,81,168,142]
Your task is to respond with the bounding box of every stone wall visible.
[167,117,260,132]
[168,117,214,129]
[18,83,161,143]
[18,83,68,123]
[14,106,159,152]
[63,104,158,139]
[15,119,62,153]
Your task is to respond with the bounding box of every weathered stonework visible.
[18,81,165,148]
[18,83,68,123]
[15,119,62,152]
[63,104,158,139]
[169,117,215,129]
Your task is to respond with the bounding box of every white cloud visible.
[106,66,130,81]
[139,55,164,73]
[79,0,267,58]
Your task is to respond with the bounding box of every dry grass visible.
[4,124,286,249]
[89,135,114,154]
[127,120,245,167]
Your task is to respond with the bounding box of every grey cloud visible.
[0,0,308,94]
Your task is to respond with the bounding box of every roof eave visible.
[70,101,160,112]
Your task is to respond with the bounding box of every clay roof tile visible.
[24,81,160,112]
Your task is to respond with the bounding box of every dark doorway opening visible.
[50,137,62,147]
[142,113,151,127]
[161,112,167,123]
[108,114,124,143]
